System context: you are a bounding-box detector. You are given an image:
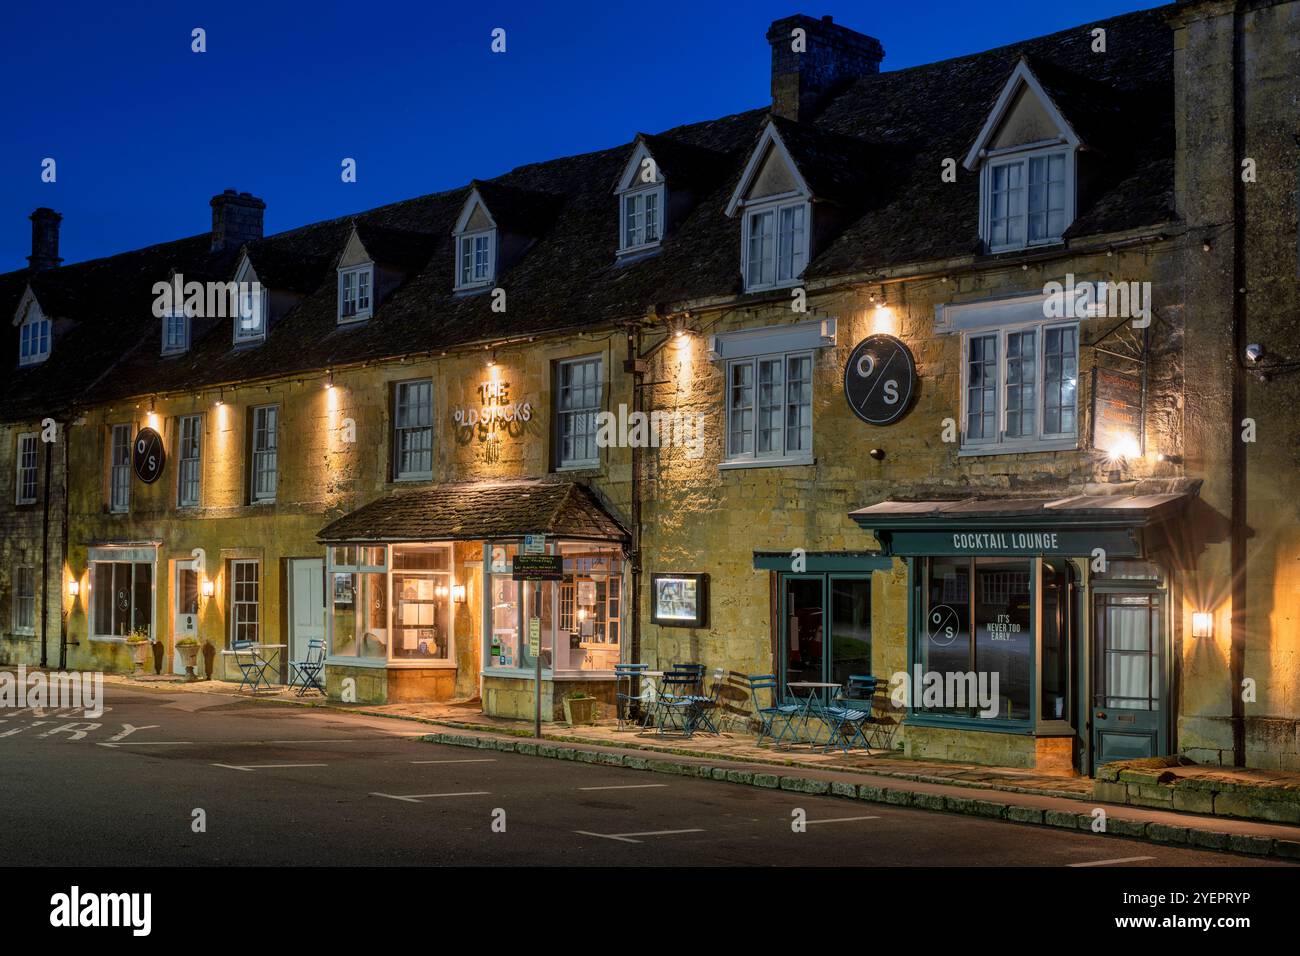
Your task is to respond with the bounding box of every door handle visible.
[1095,711,1107,719]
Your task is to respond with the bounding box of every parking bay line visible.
[1068,856,1156,868]
[409,758,498,765]
[577,784,669,791]
[371,791,491,803]
[212,763,329,772]
[575,828,705,844]
[802,816,881,825]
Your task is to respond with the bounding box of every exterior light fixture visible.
[201,579,215,599]
[1191,612,1214,639]
[325,370,334,390]
[452,584,466,604]
[67,580,80,597]
[486,351,496,369]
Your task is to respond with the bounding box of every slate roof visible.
[1,5,1177,421]
[316,478,630,543]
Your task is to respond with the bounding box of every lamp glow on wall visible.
[452,584,466,604]
[201,578,216,599]
[67,579,80,597]
[1191,611,1214,639]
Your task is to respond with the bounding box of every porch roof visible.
[316,478,629,545]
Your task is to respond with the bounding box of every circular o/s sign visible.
[844,334,917,426]
[927,605,960,647]
[133,427,166,484]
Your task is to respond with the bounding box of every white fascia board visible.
[962,59,1082,171]
[724,120,811,218]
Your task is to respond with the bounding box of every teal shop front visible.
[851,494,1192,775]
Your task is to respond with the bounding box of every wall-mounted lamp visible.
[324,369,335,390]
[1191,612,1214,639]
[486,349,496,369]
[201,579,216,599]
[452,584,466,604]
[67,580,80,597]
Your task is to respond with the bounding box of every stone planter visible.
[563,696,600,727]
[177,643,201,681]
[126,641,151,674]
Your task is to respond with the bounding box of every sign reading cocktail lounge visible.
[951,531,1061,551]
[877,528,1142,558]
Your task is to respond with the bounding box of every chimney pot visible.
[767,14,884,122]
[27,207,62,271]
[209,190,266,252]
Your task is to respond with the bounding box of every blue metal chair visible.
[824,675,877,752]
[746,674,801,747]
[672,663,716,733]
[690,667,727,735]
[654,670,700,737]
[614,663,649,729]
[231,641,269,693]
[292,639,326,697]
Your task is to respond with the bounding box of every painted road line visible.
[212,763,329,772]
[577,784,669,791]
[1068,856,1156,867]
[410,758,499,765]
[370,791,491,802]
[803,816,881,825]
[575,828,705,844]
[97,741,194,747]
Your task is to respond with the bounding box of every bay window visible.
[961,321,1077,453]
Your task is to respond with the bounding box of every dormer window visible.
[964,59,1080,254]
[743,199,808,291]
[18,310,50,366]
[162,308,190,355]
[457,231,494,289]
[339,265,373,322]
[232,256,267,345]
[620,187,662,253]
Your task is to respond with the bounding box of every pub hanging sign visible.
[844,334,917,426]
[132,427,165,484]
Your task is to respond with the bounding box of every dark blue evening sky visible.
[0,0,1160,268]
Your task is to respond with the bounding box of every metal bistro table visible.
[785,681,843,747]
[221,643,288,693]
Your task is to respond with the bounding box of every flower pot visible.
[126,641,150,673]
[178,643,200,681]
[563,696,599,727]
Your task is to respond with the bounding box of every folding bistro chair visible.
[689,667,727,735]
[867,677,901,750]
[230,641,269,693]
[614,663,650,730]
[823,675,877,753]
[292,639,326,697]
[746,674,802,747]
[654,670,700,737]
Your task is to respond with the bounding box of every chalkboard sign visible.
[511,553,563,581]
[132,427,166,484]
[844,334,917,426]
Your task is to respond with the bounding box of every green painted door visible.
[1091,589,1167,771]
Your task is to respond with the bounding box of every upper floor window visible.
[177,414,202,508]
[339,265,373,323]
[619,186,663,254]
[392,380,433,480]
[15,432,38,505]
[162,309,190,355]
[249,405,279,502]
[743,199,808,292]
[555,357,602,469]
[962,321,1078,453]
[456,231,495,290]
[12,565,36,635]
[19,312,51,366]
[726,351,813,464]
[985,150,1069,252]
[109,424,131,513]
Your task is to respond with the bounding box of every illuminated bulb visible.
[1191,612,1213,639]
[201,579,215,598]
[67,580,80,597]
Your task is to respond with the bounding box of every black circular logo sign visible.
[844,334,917,426]
[132,427,165,484]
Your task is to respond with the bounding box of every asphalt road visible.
[0,684,1292,867]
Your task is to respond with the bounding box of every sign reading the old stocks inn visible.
[132,427,166,484]
[844,334,917,426]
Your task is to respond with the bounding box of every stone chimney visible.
[27,207,63,271]
[767,14,884,122]
[209,189,266,252]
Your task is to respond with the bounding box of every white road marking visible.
[410,758,498,765]
[577,784,669,791]
[802,816,880,825]
[98,741,194,748]
[370,791,491,802]
[574,828,705,844]
[1068,856,1156,867]
[212,763,328,772]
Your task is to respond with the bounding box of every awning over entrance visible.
[849,494,1191,558]
[317,479,629,544]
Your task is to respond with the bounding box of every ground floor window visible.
[326,544,455,664]
[229,560,261,644]
[391,545,452,661]
[92,561,153,638]
[780,573,872,692]
[12,565,36,634]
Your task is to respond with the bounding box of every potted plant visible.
[125,628,151,674]
[562,691,600,727]
[176,636,201,681]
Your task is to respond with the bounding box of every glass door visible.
[1091,589,1167,771]
[780,574,872,700]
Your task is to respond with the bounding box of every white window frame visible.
[162,308,190,355]
[555,356,603,470]
[958,319,1080,456]
[12,565,36,635]
[392,379,434,481]
[177,414,202,508]
[109,424,131,513]
[338,264,374,323]
[88,556,155,641]
[455,230,496,290]
[249,405,279,503]
[618,184,664,254]
[740,196,810,292]
[18,311,51,367]
[232,261,268,345]
[229,559,260,645]
[723,349,815,467]
[980,147,1074,253]
[15,432,38,505]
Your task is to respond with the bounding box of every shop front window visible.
[328,546,388,661]
[779,574,872,696]
[92,561,153,638]
[391,545,452,661]
[555,543,623,671]
[487,543,521,669]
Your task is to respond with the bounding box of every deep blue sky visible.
[0,0,1161,269]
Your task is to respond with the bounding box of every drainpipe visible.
[1229,1,1247,767]
[626,325,643,667]
[39,427,52,669]
[58,418,71,670]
